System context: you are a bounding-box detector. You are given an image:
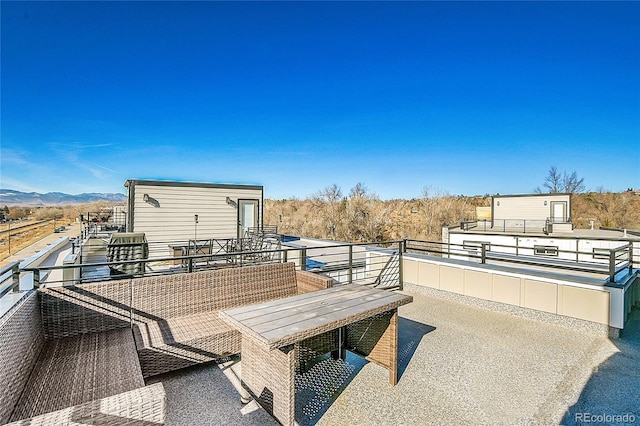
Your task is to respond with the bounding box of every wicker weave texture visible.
[211,263,299,311]
[133,312,241,378]
[131,271,217,322]
[223,286,408,425]
[0,291,44,425]
[131,262,328,377]
[346,310,399,384]
[39,280,132,340]
[242,338,296,426]
[295,270,334,294]
[5,382,166,426]
[295,330,339,374]
[10,328,145,422]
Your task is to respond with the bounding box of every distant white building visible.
[444,193,640,266]
[492,193,572,233]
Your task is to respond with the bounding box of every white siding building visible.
[492,193,572,233]
[124,180,263,258]
[446,193,640,266]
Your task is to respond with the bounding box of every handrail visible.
[20,240,407,287]
[457,218,572,233]
[404,238,634,283]
[0,261,21,298]
[11,236,636,290]
[609,243,632,282]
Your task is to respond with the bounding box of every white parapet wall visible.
[0,237,73,316]
[403,253,637,330]
[18,237,72,287]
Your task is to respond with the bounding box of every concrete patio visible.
[148,286,640,425]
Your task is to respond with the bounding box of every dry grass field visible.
[0,220,59,261]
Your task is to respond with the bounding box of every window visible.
[593,248,610,260]
[534,245,558,257]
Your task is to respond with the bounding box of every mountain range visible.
[0,189,126,206]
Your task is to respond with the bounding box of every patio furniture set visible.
[0,262,411,425]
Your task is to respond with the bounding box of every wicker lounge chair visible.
[0,288,165,425]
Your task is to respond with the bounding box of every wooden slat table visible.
[219,284,413,425]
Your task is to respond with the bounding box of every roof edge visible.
[123,179,263,191]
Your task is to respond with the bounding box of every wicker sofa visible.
[130,262,334,377]
[0,261,331,425]
[0,288,166,426]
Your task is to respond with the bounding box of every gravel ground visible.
[153,288,639,425]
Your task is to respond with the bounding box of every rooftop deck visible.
[148,286,640,425]
[2,229,638,425]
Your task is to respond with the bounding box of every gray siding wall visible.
[493,194,570,221]
[128,182,262,257]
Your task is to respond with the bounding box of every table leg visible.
[388,310,399,385]
[346,309,399,385]
[330,326,347,360]
[240,337,296,426]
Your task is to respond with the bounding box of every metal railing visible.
[457,219,569,234]
[0,261,21,298]
[608,244,633,282]
[3,235,636,305]
[16,240,405,291]
[405,238,634,282]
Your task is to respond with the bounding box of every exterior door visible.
[550,201,567,223]
[238,199,259,237]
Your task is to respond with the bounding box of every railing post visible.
[301,248,307,271]
[188,258,193,273]
[348,245,353,284]
[11,263,20,293]
[398,241,403,290]
[629,244,633,272]
[481,243,487,264]
[283,249,288,263]
[33,270,40,288]
[609,249,616,282]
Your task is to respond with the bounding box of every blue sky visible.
[1,1,639,200]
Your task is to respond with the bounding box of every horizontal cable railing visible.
[17,240,405,291]
[405,239,634,281]
[2,234,636,307]
[0,261,21,298]
[456,219,567,233]
[609,244,632,282]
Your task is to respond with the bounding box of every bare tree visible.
[536,166,585,193]
[422,186,477,241]
[344,183,387,242]
[562,171,586,194]
[581,190,640,229]
[311,184,344,240]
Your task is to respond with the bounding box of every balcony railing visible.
[15,240,404,292]
[457,218,571,234]
[405,239,634,283]
[2,236,636,309]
